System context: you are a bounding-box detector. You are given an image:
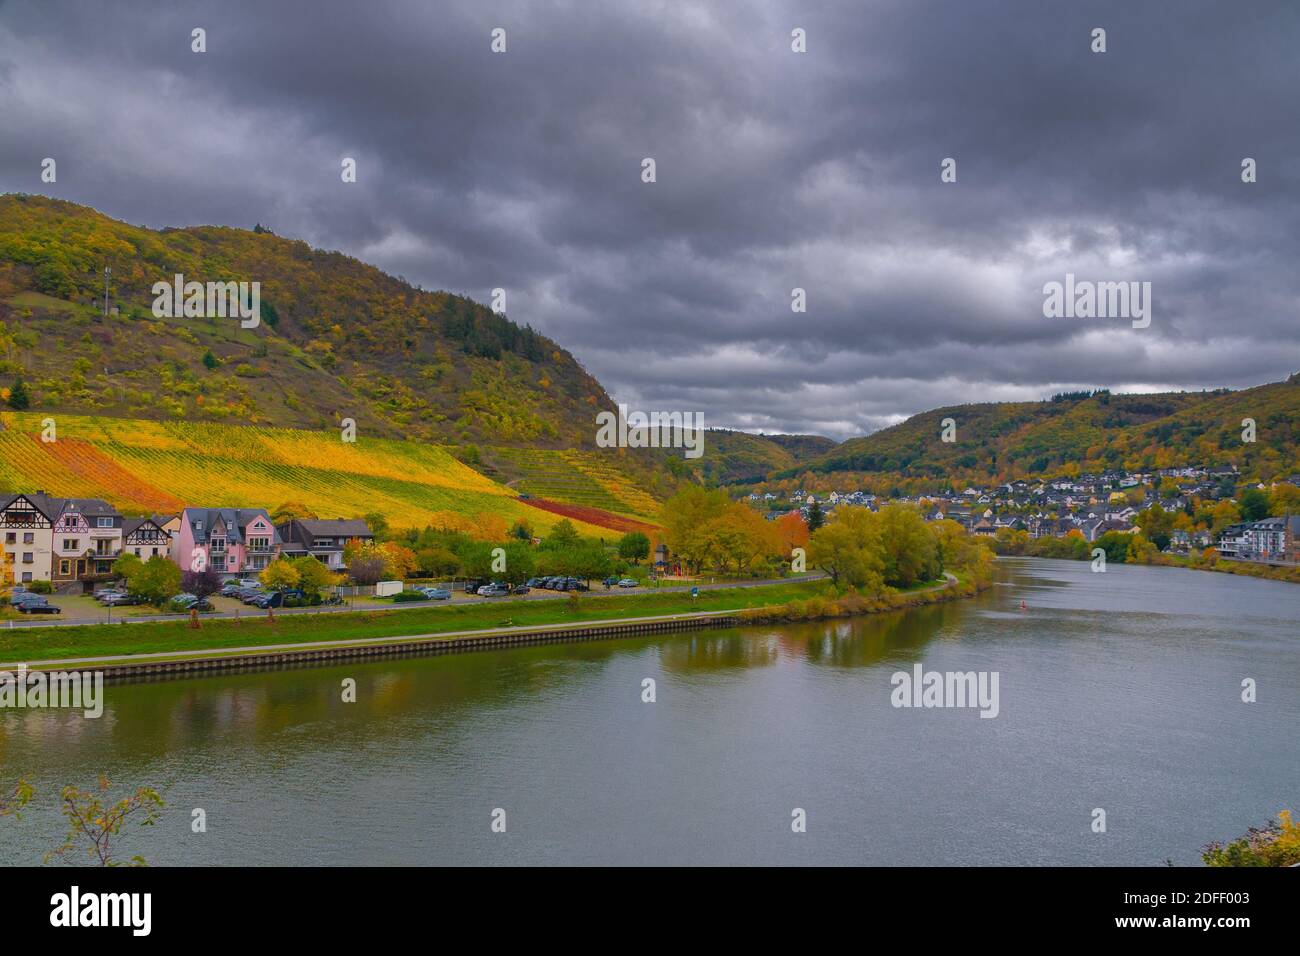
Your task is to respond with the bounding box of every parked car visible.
[418,587,452,600]
[602,576,619,587]
[617,579,639,588]
[95,589,126,603]
[101,593,143,606]
[17,598,61,615]
[511,584,530,595]
[477,583,510,597]
[525,577,544,588]
[462,579,485,595]
[251,591,285,609]
[171,595,214,612]
[564,578,589,592]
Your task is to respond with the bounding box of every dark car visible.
[602,576,619,587]
[511,584,530,595]
[462,579,485,595]
[477,583,510,597]
[525,577,544,588]
[17,598,61,614]
[565,578,589,591]
[252,591,290,609]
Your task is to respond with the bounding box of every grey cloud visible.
[1,0,1296,440]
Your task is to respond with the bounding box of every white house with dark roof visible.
[275,518,373,570]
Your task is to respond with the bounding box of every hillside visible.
[778,379,1300,489]
[0,194,624,450]
[0,412,655,537]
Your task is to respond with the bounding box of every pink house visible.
[173,507,282,578]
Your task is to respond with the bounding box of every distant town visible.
[749,465,1300,566]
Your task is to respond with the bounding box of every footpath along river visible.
[1,557,1296,865]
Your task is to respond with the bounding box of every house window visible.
[59,560,71,575]
[22,552,33,564]
[134,549,142,557]
[21,572,32,583]
[23,533,34,544]
[97,517,113,528]
[4,533,13,544]
[63,538,79,551]
[152,548,159,557]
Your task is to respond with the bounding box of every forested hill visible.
[777,379,1300,489]
[0,193,613,448]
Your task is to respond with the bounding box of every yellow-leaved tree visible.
[0,548,13,601]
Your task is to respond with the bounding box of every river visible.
[1,558,1297,865]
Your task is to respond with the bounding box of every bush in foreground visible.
[1202,810,1300,867]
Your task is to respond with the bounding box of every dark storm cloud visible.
[1,0,1296,438]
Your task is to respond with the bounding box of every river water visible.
[1,558,1296,865]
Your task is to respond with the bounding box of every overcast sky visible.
[1,0,1297,439]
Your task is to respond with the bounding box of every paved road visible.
[1,574,828,631]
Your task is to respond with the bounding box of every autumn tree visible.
[774,512,809,556]
[260,557,301,590]
[874,504,941,587]
[290,556,339,598]
[129,555,181,605]
[808,506,884,593]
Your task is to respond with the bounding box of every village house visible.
[0,492,59,583]
[173,507,281,577]
[275,518,373,570]
[123,516,174,561]
[51,497,122,585]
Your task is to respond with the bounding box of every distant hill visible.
[688,429,837,485]
[0,194,615,450]
[778,380,1300,489]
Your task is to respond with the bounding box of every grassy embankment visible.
[0,573,983,665]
